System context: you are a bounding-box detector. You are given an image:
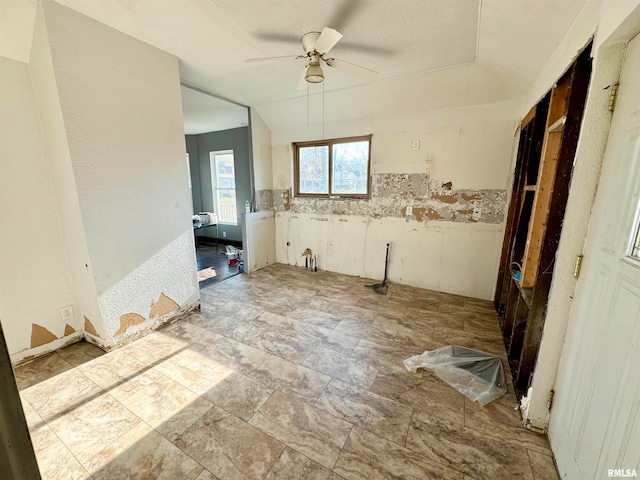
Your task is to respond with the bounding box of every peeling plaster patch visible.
[255,189,274,211]
[274,189,291,211]
[64,324,76,336]
[115,313,146,336]
[149,293,179,320]
[84,316,99,337]
[30,324,57,348]
[274,178,505,224]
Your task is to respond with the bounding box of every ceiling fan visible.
[245,27,379,90]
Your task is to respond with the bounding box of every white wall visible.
[250,108,273,191]
[39,0,198,346]
[0,57,81,362]
[269,100,520,299]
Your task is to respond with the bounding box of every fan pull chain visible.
[322,81,325,140]
[306,83,309,128]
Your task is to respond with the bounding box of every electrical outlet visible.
[61,305,74,321]
[406,206,413,216]
[411,140,420,151]
[222,231,226,238]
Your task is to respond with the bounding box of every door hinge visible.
[574,255,583,278]
[608,83,619,112]
[547,389,555,411]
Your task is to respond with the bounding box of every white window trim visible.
[210,149,238,226]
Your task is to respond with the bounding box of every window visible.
[293,135,372,198]
[210,150,237,225]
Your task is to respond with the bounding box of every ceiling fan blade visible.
[315,27,343,55]
[325,57,378,81]
[245,55,302,62]
[327,0,363,31]
[297,65,309,90]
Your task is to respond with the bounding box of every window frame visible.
[293,134,372,199]
[209,149,238,226]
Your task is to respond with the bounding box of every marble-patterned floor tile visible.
[370,368,465,425]
[392,329,444,351]
[335,317,397,343]
[302,346,379,389]
[464,398,551,454]
[175,405,284,480]
[78,349,157,402]
[331,304,377,322]
[351,339,423,372]
[231,322,317,363]
[192,336,267,375]
[48,391,140,464]
[121,369,213,441]
[287,307,344,329]
[203,299,263,321]
[315,379,413,445]
[196,469,220,480]
[404,307,465,330]
[438,303,495,317]
[528,450,560,480]
[187,311,244,337]
[431,326,507,357]
[405,410,534,479]
[86,422,203,480]
[156,320,222,347]
[202,371,272,421]
[153,347,235,396]
[36,439,92,480]
[56,341,105,367]
[20,396,58,453]
[265,447,341,479]
[334,426,463,480]
[13,353,75,390]
[463,316,502,336]
[305,324,360,355]
[249,354,331,403]
[119,331,186,366]
[21,368,102,421]
[249,391,352,469]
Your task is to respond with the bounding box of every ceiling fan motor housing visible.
[301,31,321,54]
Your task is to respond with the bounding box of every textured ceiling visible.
[181,86,248,135]
[42,0,588,129]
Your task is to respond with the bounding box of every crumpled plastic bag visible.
[404,345,507,406]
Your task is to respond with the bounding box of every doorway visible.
[181,85,251,287]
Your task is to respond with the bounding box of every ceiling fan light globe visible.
[305,64,324,83]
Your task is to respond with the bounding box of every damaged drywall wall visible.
[30,324,57,348]
[263,174,505,223]
[149,293,179,319]
[84,316,99,338]
[115,313,146,336]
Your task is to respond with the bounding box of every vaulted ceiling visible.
[7,0,589,130]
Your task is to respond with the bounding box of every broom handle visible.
[383,243,390,284]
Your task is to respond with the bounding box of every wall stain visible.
[30,324,57,348]
[115,313,146,336]
[149,293,179,319]
[84,316,99,337]
[64,324,76,336]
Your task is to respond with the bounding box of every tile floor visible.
[196,243,241,287]
[15,264,559,480]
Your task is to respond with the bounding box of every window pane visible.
[631,223,640,258]
[332,141,369,194]
[299,146,329,194]
[210,151,237,225]
[216,154,236,188]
